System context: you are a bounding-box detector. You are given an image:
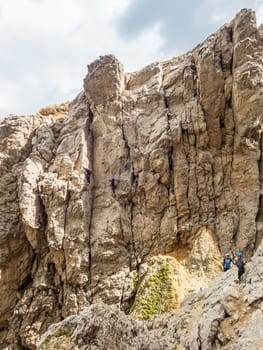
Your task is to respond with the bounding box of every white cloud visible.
[0,0,261,118]
[0,0,164,118]
[255,1,263,24]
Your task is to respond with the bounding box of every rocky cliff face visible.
[38,240,263,350]
[0,8,262,349]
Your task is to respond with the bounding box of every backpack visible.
[224,257,232,269]
[236,260,245,272]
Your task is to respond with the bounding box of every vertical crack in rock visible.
[197,324,202,350]
[130,201,138,269]
[120,102,131,160]
[188,103,201,226]
[209,155,217,231]
[160,63,179,244]
[38,194,49,250]
[189,56,201,227]
[183,110,191,223]
[120,98,137,268]
[120,80,145,274]
[2,9,263,349]
[225,29,240,252]
[228,47,236,194]
[162,65,175,204]
[62,182,71,273]
[83,107,95,302]
[256,132,263,248]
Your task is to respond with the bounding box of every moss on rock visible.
[130,228,222,320]
[130,257,173,320]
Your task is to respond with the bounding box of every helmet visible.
[225,253,230,257]
[237,252,243,257]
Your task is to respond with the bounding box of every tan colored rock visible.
[39,102,69,118]
[38,240,263,350]
[84,54,124,107]
[0,8,263,349]
[130,227,222,320]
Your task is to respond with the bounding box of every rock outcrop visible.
[0,8,262,349]
[38,239,263,350]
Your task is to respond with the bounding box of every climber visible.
[109,177,117,194]
[223,253,233,272]
[234,252,245,282]
[83,167,92,184]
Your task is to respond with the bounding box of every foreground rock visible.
[38,241,263,349]
[0,8,263,349]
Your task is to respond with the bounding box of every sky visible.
[0,0,262,118]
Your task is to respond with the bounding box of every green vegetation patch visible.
[130,262,171,320]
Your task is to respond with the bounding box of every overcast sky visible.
[0,0,262,118]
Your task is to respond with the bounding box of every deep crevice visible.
[38,195,48,239]
[130,202,139,269]
[256,132,263,249]
[17,336,30,350]
[17,274,33,294]
[119,98,138,273]
[85,106,95,302]
[197,324,202,350]
[63,186,71,234]
[229,27,234,75]
[162,66,180,236]
[161,64,179,245]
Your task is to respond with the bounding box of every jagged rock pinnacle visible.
[84,54,124,106]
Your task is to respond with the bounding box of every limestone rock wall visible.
[37,239,263,350]
[0,8,262,349]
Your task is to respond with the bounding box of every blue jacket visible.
[223,257,233,269]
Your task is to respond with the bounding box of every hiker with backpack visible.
[234,252,245,281]
[223,253,233,272]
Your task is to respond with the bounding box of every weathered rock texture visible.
[0,8,262,349]
[38,239,263,350]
